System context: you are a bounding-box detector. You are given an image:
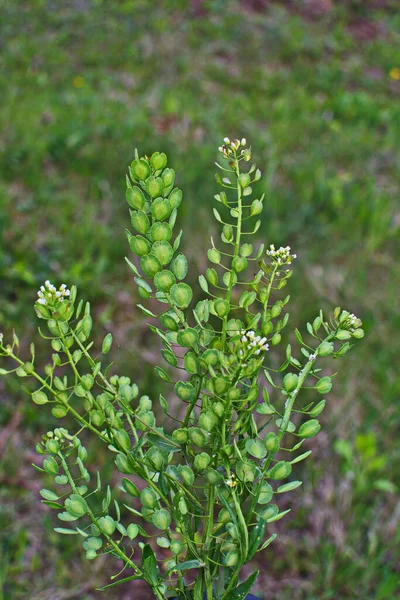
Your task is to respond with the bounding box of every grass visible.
[0,1,399,598]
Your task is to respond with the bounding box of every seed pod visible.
[170,540,183,555]
[208,248,221,264]
[177,328,198,348]
[81,374,94,390]
[205,468,222,484]
[178,465,195,486]
[246,439,267,459]
[227,387,241,401]
[140,254,162,277]
[146,176,164,198]
[213,377,229,395]
[239,173,250,188]
[150,222,172,242]
[32,391,49,405]
[171,253,188,280]
[160,312,179,331]
[226,522,240,539]
[212,401,225,417]
[168,188,182,210]
[222,224,234,242]
[315,377,332,394]
[236,460,257,482]
[140,487,158,509]
[172,428,188,444]
[126,186,146,210]
[352,328,364,339]
[151,241,173,265]
[267,461,292,480]
[184,351,198,374]
[199,410,217,432]
[161,167,174,188]
[151,198,171,221]
[259,504,279,521]
[257,482,273,504]
[102,333,113,354]
[146,447,164,470]
[46,439,60,454]
[318,341,334,356]
[170,283,193,309]
[127,524,139,540]
[152,509,171,530]
[194,452,211,470]
[98,515,116,535]
[271,304,282,318]
[283,373,298,393]
[189,428,209,448]
[154,270,176,292]
[121,478,140,497]
[206,268,218,286]
[271,333,281,346]
[131,158,150,180]
[43,456,59,474]
[131,210,150,235]
[91,410,105,427]
[232,256,248,273]
[150,151,167,171]
[65,494,88,517]
[214,298,230,317]
[336,329,351,340]
[224,550,239,567]
[113,428,131,452]
[265,432,279,453]
[129,235,152,257]
[175,381,196,403]
[202,348,219,366]
[298,419,321,438]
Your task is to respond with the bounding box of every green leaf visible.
[231,570,260,599]
[97,575,142,590]
[247,519,266,561]
[163,559,204,578]
[266,508,291,523]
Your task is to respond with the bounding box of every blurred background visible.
[0,1,399,599]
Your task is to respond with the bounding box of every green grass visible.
[0,1,399,598]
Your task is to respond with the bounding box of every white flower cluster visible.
[239,329,269,357]
[218,137,247,157]
[37,280,70,306]
[342,312,362,331]
[266,244,297,266]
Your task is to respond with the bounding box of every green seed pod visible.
[154,269,176,292]
[239,173,251,188]
[52,405,68,418]
[170,540,183,555]
[267,461,292,480]
[98,515,116,535]
[309,399,326,417]
[140,487,158,509]
[271,333,281,346]
[115,453,135,474]
[43,456,59,474]
[212,401,225,418]
[161,167,174,188]
[51,338,62,352]
[150,222,172,242]
[175,381,196,403]
[32,391,49,405]
[259,504,279,521]
[140,253,162,277]
[127,524,139,540]
[202,348,219,367]
[224,550,239,567]
[150,151,167,171]
[46,439,60,454]
[139,395,152,410]
[160,312,179,331]
[283,373,298,393]
[298,419,321,438]
[171,253,188,280]
[146,176,164,199]
[81,374,94,390]
[151,241,173,265]
[227,387,241,401]
[246,439,267,459]
[226,522,240,539]
[177,328,198,348]
[315,377,332,394]
[199,410,217,432]
[152,509,171,530]
[102,333,113,354]
[205,468,222,484]
[169,188,182,210]
[194,452,211,470]
[189,427,209,448]
[236,460,257,482]
[222,224,234,242]
[261,319,273,335]
[352,328,364,339]
[258,482,273,504]
[218,508,231,524]
[271,304,282,318]
[208,248,221,264]
[131,158,151,180]
[318,341,334,356]
[126,186,146,210]
[65,494,88,517]
[131,210,150,235]
[336,329,351,340]
[170,283,193,309]
[146,447,164,470]
[178,465,195,486]
[213,376,229,395]
[151,198,171,221]
[183,351,198,374]
[122,477,140,497]
[172,428,188,444]
[265,432,279,453]
[232,256,248,273]
[113,428,131,452]
[214,298,230,317]
[91,410,105,427]
[129,234,152,257]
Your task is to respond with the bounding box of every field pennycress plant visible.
[0,137,364,600]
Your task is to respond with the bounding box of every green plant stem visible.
[221,157,242,351]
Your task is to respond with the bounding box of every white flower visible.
[266,244,297,266]
[36,280,71,307]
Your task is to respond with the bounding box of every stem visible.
[221,158,242,351]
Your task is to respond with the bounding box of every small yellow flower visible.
[389,68,400,81]
[73,76,86,88]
